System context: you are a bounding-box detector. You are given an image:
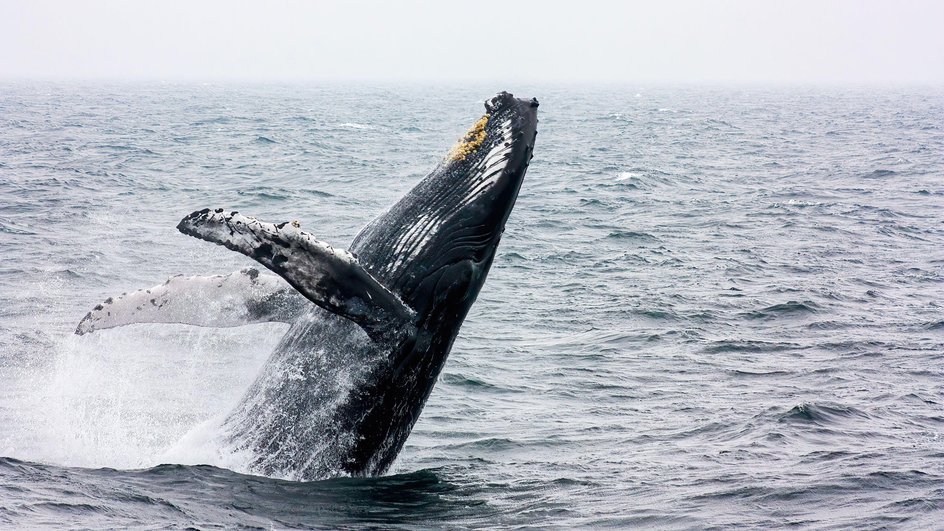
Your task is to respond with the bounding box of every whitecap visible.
[337,122,374,130]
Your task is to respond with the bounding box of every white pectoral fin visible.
[177,209,416,341]
[75,268,310,335]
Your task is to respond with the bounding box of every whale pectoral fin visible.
[177,209,417,342]
[75,268,310,335]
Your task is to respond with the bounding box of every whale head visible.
[351,92,539,319]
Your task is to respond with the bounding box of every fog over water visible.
[1,0,943,84]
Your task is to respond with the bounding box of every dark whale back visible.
[350,93,539,318]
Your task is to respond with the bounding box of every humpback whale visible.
[76,92,539,480]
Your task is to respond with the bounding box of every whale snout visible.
[485,91,539,113]
[484,92,539,130]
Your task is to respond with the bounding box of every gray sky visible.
[2,0,942,84]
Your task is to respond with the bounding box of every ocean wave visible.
[779,403,870,425]
[605,230,659,242]
[337,122,374,130]
[863,169,898,178]
[440,373,500,391]
[743,300,820,319]
[701,340,802,354]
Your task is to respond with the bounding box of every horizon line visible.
[2,76,942,89]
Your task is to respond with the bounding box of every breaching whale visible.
[76,92,539,480]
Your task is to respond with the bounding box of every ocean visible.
[0,82,942,528]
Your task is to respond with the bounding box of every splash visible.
[9,324,282,470]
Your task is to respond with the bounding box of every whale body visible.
[77,92,539,480]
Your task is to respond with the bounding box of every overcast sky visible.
[2,0,942,84]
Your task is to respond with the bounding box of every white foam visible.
[11,324,281,470]
[337,122,374,130]
[617,171,641,181]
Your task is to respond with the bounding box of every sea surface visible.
[0,83,942,529]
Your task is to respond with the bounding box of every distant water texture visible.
[1,83,942,528]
